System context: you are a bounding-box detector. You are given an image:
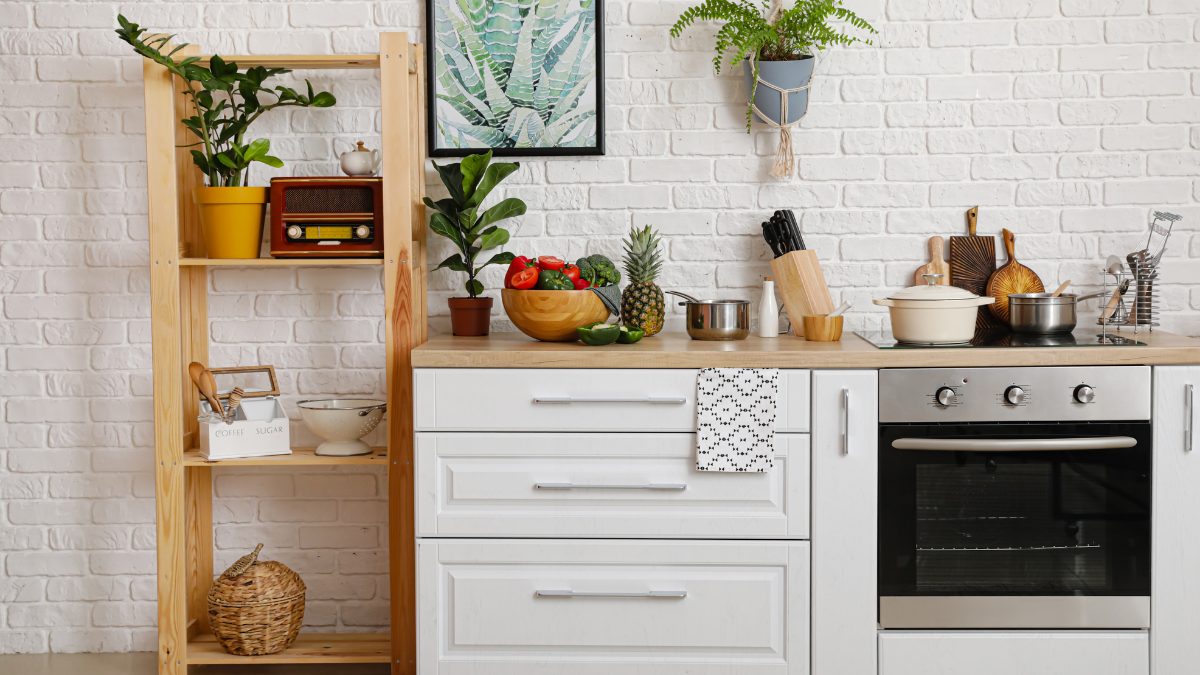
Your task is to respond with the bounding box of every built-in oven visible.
[878,366,1152,629]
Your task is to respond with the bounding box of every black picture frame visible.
[425,0,604,157]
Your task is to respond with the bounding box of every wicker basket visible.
[207,543,306,656]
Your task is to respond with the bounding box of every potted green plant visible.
[426,150,526,336]
[116,16,336,259]
[671,0,874,178]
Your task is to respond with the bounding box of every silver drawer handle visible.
[535,483,687,490]
[533,397,687,404]
[536,590,687,598]
[892,437,1137,452]
[1187,384,1194,453]
[841,388,850,456]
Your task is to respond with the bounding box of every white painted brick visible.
[1065,0,1142,15]
[1015,128,1099,153]
[973,0,1056,18]
[1104,179,1192,204]
[1058,154,1144,178]
[545,160,626,184]
[843,184,926,207]
[1060,46,1146,71]
[972,102,1055,126]
[34,4,111,28]
[1149,0,1200,12]
[1103,127,1187,151]
[1148,44,1200,69]
[628,106,709,130]
[931,182,1012,206]
[1062,207,1149,232]
[1149,100,1200,124]
[300,526,378,549]
[927,75,1011,100]
[886,103,969,127]
[631,159,711,183]
[1108,19,1191,43]
[885,50,967,74]
[800,104,882,128]
[1102,72,1188,97]
[928,129,1011,154]
[674,186,755,209]
[841,78,924,102]
[1060,101,1145,126]
[1014,74,1097,99]
[972,48,1055,72]
[1016,20,1102,45]
[815,50,881,76]
[1148,153,1200,176]
[1016,182,1102,206]
[290,3,370,28]
[888,0,968,20]
[799,157,881,181]
[758,184,840,208]
[972,156,1055,180]
[844,130,927,154]
[590,185,670,209]
[930,22,1013,47]
[880,25,927,48]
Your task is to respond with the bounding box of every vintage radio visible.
[269,177,383,258]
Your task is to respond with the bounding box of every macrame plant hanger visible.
[749,75,811,179]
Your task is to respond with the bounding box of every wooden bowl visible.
[801,315,843,342]
[502,289,612,342]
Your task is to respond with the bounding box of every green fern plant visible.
[671,0,875,132]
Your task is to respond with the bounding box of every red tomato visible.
[573,278,592,290]
[537,256,565,271]
[504,256,533,288]
[561,264,581,282]
[511,265,539,290]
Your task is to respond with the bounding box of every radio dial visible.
[1074,384,1095,404]
[287,225,302,239]
[1004,386,1025,406]
[355,225,369,239]
[935,386,956,407]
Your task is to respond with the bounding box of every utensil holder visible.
[802,315,843,342]
[770,250,835,337]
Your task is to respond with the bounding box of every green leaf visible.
[255,154,284,168]
[478,226,510,251]
[216,153,239,169]
[459,150,492,202]
[477,251,516,269]
[310,91,336,107]
[245,138,270,161]
[423,197,459,221]
[431,160,465,203]
[433,253,469,273]
[464,161,519,208]
[190,150,210,175]
[465,278,484,297]
[475,197,526,231]
[429,212,464,247]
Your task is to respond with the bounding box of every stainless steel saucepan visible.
[1008,292,1103,334]
[666,291,750,341]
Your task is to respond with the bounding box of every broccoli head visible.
[576,254,621,287]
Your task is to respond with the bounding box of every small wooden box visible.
[269,177,383,258]
[770,251,835,337]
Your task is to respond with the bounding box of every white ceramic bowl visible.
[297,399,386,456]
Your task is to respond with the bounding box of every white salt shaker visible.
[758,276,779,338]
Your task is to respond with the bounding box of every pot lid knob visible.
[922,273,944,286]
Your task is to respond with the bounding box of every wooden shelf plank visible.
[179,257,383,266]
[187,632,390,664]
[182,447,387,466]
[197,55,381,70]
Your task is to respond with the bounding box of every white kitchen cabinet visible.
[417,538,810,675]
[811,369,878,675]
[1151,365,1200,675]
[416,432,810,538]
[413,368,811,432]
[879,631,1149,675]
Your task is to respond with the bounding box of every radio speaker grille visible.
[284,187,374,213]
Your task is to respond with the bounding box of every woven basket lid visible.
[208,544,305,606]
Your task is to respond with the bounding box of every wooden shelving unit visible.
[141,34,425,675]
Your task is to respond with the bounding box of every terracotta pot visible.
[502,289,611,342]
[448,297,493,336]
[193,186,268,259]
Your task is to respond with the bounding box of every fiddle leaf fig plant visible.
[115,15,336,187]
[425,150,527,298]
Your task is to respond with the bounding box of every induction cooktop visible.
[855,326,1148,349]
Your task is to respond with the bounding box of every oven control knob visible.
[355,225,369,239]
[1004,386,1025,406]
[287,225,302,239]
[935,386,956,407]
[1074,384,1095,404]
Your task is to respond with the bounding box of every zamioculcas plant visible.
[431,0,598,149]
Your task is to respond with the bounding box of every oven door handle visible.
[891,436,1138,452]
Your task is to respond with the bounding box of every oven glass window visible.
[880,423,1151,597]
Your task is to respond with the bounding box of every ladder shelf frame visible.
[142,34,425,675]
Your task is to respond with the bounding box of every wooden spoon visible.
[225,387,245,424]
[198,368,224,419]
[1050,280,1070,297]
[986,229,1044,322]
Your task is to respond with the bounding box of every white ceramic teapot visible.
[340,141,381,177]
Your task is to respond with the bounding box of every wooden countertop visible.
[412,331,1200,369]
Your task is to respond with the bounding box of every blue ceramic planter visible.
[742,55,815,126]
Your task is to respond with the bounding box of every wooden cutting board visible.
[949,206,1002,331]
[914,236,950,286]
[986,228,1044,322]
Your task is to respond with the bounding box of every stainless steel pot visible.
[1008,293,1079,334]
[666,291,750,341]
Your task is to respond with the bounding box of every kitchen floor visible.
[0,653,389,675]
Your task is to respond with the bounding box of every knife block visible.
[770,251,835,337]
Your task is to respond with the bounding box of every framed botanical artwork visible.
[426,0,604,156]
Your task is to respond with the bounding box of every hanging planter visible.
[672,0,875,179]
[743,55,815,178]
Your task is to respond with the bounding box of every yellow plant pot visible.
[193,187,269,259]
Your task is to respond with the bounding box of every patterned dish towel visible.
[696,368,779,472]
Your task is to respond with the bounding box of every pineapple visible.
[620,226,666,336]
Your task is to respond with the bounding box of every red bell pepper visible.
[537,255,565,271]
[504,256,533,288]
[573,278,592,290]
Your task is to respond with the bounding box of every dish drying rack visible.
[1097,211,1181,333]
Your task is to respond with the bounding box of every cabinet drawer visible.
[879,631,1148,675]
[416,432,809,538]
[418,539,809,675]
[414,368,810,432]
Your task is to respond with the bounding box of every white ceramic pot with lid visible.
[873,274,996,344]
[340,141,381,177]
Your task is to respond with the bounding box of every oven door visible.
[878,421,1151,629]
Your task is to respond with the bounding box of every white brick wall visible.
[1,0,1200,655]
